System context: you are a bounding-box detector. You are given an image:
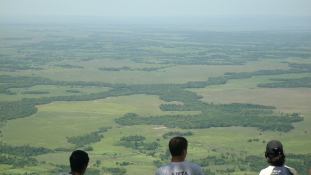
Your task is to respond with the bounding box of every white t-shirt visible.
[155,161,204,175]
[259,165,298,175]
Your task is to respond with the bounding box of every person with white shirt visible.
[155,136,204,175]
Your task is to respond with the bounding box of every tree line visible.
[115,108,302,132]
[22,90,49,94]
[98,65,171,72]
[53,64,84,69]
[162,131,193,139]
[0,144,54,157]
[258,77,311,88]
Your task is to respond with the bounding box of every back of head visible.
[70,150,89,173]
[169,137,188,156]
[265,140,285,166]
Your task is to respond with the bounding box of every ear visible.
[183,149,187,155]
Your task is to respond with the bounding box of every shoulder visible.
[184,161,200,167]
[285,165,298,175]
[156,162,204,175]
[259,166,274,175]
[156,163,172,175]
[156,162,202,170]
[156,163,171,171]
[184,161,202,168]
[183,161,204,174]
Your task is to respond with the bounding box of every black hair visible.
[69,150,89,173]
[265,148,285,166]
[169,137,188,156]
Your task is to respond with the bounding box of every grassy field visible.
[1,24,311,174]
[2,60,311,174]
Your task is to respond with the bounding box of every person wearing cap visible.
[259,140,298,175]
[59,150,89,175]
[155,136,204,175]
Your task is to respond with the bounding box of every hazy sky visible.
[1,0,311,17]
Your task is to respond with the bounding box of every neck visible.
[171,156,185,162]
[70,165,86,175]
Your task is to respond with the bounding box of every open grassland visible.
[1,24,311,174]
[2,95,200,148]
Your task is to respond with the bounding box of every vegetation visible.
[66,127,111,147]
[1,22,310,175]
[225,68,311,79]
[120,135,146,141]
[116,134,161,151]
[0,155,38,168]
[54,64,84,69]
[0,144,54,157]
[21,90,49,94]
[99,65,171,72]
[116,109,302,132]
[102,166,127,175]
[65,89,81,93]
[258,77,311,88]
[162,131,193,139]
[66,131,104,147]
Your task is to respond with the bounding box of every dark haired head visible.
[70,150,89,173]
[169,137,188,156]
[265,140,285,166]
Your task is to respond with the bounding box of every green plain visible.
[1,24,311,175]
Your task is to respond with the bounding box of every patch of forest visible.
[115,109,302,132]
[0,144,54,157]
[115,134,161,152]
[162,131,193,139]
[66,127,111,147]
